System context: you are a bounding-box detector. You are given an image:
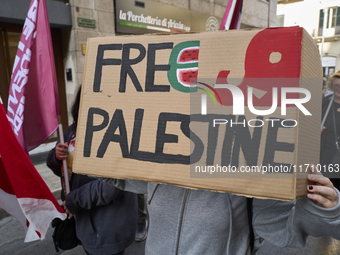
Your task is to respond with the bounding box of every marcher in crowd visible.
[99,170,340,255]
[47,86,137,255]
[321,70,340,189]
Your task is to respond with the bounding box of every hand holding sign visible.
[56,142,68,161]
[307,166,338,208]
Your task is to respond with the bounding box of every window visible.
[327,7,337,28]
[318,7,340,36]
[277,14,284,27]
[323,66,335,77]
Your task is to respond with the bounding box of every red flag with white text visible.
[0,102,66,242]
[7,0,60,152]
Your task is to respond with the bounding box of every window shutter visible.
[336,7,340,34]
[319,9,324,36]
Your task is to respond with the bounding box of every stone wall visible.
[63,0,116,123]
[242,0,278,28]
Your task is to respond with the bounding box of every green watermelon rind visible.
[168,40,200,93]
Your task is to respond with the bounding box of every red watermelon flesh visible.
[177,68,198,86]
[178,47,199,63]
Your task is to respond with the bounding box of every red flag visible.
[219,0,243,30]
[0,102,66,242]
[7,0,60,152]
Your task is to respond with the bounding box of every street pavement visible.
[0,150,339,254]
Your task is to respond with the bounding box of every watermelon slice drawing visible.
[177,68,198,86]
[168,41,200,93]
[177,47,199,63]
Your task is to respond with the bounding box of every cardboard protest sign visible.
[73,27,322,200]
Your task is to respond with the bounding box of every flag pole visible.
[57,116,70,195]
[321,94,334,128]
[321,7,327,62]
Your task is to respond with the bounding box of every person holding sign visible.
[47,87,138,255]
[320,70,340,190]
[77,26,340,254]
[99,170,340,254]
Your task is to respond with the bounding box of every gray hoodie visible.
[100,179,340,255]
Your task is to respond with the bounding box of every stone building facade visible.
[0,0,277,133]
[277,0,340,77]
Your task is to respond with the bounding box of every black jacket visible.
[320,95,340,189]
[47,125,137,254]
[320,95,340,165]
